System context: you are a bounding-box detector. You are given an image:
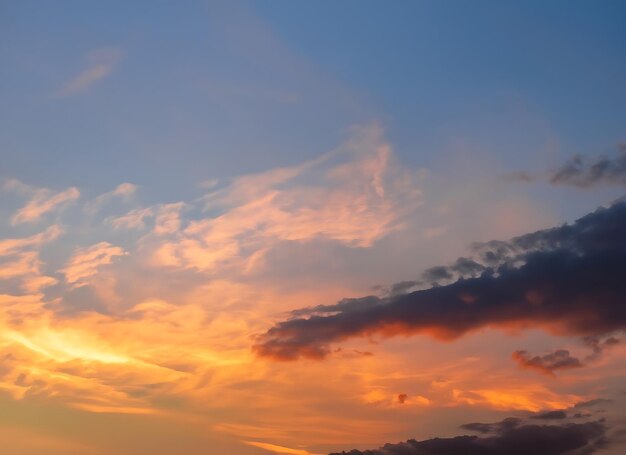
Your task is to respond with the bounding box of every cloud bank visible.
[330,421,606,455]
[254,198,626,360]
[330,404,610,455]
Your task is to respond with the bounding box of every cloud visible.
[85,182,138,215]
[111,182,138,197]
[109,207,154,230]
[4,180,79,225]
[106,200,184,232]
[0,225,63,293]
[54,47,123,98]
[549,145,626,188]
[512,350,583,377]
[254,199,626,360]
[147,125,421,273]
[0,225,63,256]
[2,128,622,452]
[329,418,606,455]
[0,251,57,293]
[460,417,522,435]
[510,144,626,189]
[153,202,186,235]
[450,387,579,413]
[245,441,320,455]
[512,334,621,376]
[574,399,612,410]
[582,335,620,362]
[531,410,568,420]
[61,242,127,287]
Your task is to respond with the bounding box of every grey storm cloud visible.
[329,419,606,455]
[253,198,626,361]
[531,410,568,420]
[329,399,617,455]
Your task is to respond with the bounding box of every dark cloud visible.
[420,258,485,286]
[460,417,521,434]
[512,334,621,376]
[389,281,421,296]
[510,144,626,188]
[512,349,583,376]
[549,145,626,188]
[421,265,454,284]
[532,410,568,420]
[574,399,613,410]
[289,296,384,318]
[254,200,626,361]
[329,400,623,455]
[353,350,373,357]
[329,419,607,455]
[583,335,620,362]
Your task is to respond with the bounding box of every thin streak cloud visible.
[53,47,123,98]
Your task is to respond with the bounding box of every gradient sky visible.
[1,1,625,454]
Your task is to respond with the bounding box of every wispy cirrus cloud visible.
[4,179,79,225]
[0,225,64,256]
[108,207,154,230]
[145,125,421,273]
[84,182,138,215]
[53,47,123,98]
[61,242,127,287]
[0,225,63,293]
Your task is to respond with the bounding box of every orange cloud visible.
[61,242,127,286]
[109,207,154,230]
[452,387,580,412]
[85,182,138,215]
[0,224,64,255]
[5,180,79,225]
[0,225,63,292]
[145,125,420,273]
[245,441,321,455]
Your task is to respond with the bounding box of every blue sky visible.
[2,0,624,196]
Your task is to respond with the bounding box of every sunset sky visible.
[1,1,626,454]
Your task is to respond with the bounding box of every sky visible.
[0,1,625,454]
